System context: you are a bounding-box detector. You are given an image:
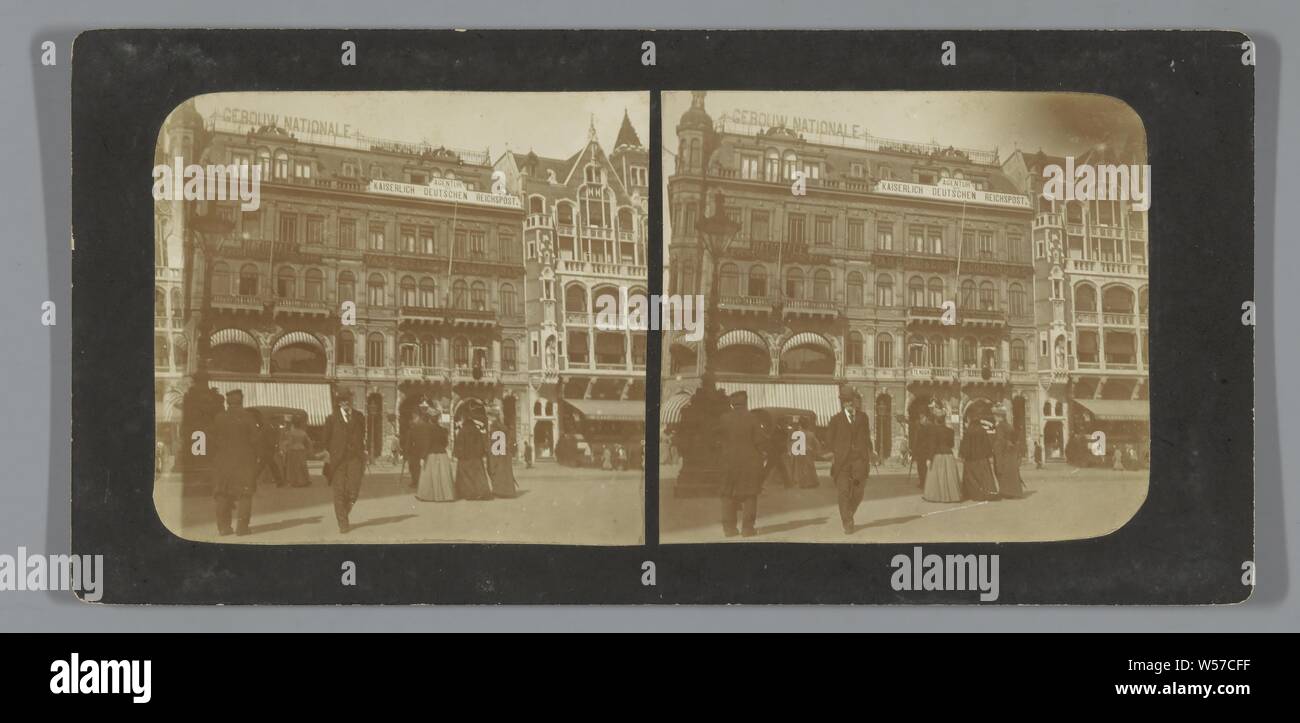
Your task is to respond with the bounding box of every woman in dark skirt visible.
[486,407,519,499]
[453,400,494,501]
[959,416,999,501]
[992,407,1026,499]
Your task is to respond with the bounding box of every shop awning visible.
[563,399,646,422]
[718,382,841,425]
[211,380,334,425]
[660,392,692,425]
[1074,399,1150,422]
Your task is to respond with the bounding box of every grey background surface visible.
[1,0,1287,631]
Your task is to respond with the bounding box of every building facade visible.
[495,113,650,459]
[1001,147,1150,462]
[663,92,1043,460]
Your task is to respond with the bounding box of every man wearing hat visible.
[209,389,260,536]
[718,390,767,537]
[322,391,368,533]
[828,386,874,534]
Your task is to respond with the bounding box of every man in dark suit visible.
[718,391,767,538]
[322,392,367,533]
[403,403,436,490]
[209,389,260,536]
[828,387,873,534]
[914,408,934,490]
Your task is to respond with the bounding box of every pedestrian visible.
[253,413,285,487]
[922,410,962,503]
[790,419,820,489]
[601,444,613,471]
[959,416,998,501]
[486,407,519,498]
[913,411,934,490]
[453,400,493,500]
[524,439,534,469]
[992,405,1026,499]
[1033,441,1043,469]
[322,392,367,533]
[416,404,455,502]
[718,391,766,538]
[828,387,873,534]
[1113,443,1126,471]
[210,389,260,536]
[404,403,436,491]
[764,421,794,489]
[282,417,311,488]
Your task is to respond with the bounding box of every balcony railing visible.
[1065,258,1148,278]
[1103,312,1136,326]
[274,298,333,317]
[524,213,551,231]
[782,298,839,316]
[211,293,265,310]
[959,308,1007,326]
[1033,213,1062,228]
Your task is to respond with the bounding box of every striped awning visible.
[781,331,833,355]
[660,391,692,425]
[210,328,259,350]
[1074,399,1149,422]
[717,329,767,351]
[272,330,324,354]
[665,330,699,350]
[210,380,334,425]
[718,382,842,425]
[563,398,646,422]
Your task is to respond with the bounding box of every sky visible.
[194,91,650,162]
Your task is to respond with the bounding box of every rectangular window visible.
[814,216,832,246]
[876,222,893,251]
[979,231,994,258]
[909,225,925,253]
[751,211,770,240]
[338,219,356,249]
[502,343,517,371]
[740,155,760,180]
[499,232,516,260]
[305,216,323,245]
[848,220,865,250]
[1008,233,1024,262]
[369,224,385,251]
[278,213,297,244]
[420,228,435,255]
[294,160,311,179]
[928,226,944,254]
[401,226,416,254]
[470,232,486,258]
[850,163,865,178]
[787,214,806,244]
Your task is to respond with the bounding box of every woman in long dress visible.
[417,407,455,502]
[959,416,999,501]
[923,413,962,502]
[486,409,519,498]
[453,402,494,501]
[282,419,311,487]
[790,420,821,489]
[992,408,1026,499]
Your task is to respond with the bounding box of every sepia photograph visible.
[659,90,1151,543]
[151,91,650,545]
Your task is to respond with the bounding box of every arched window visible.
[1075,284,1097,312]
[170,288,183,318]
[908,335,928,367]
[452,280,468,309]
[419,277,437,308]
[239,264,259,296]
[846,272,865,307]
[256,148,271,179]
[719,263,739,296]
[367,273,386,306]
[557,203,574,225]
[780,339,834,375]
[305,269,323,301]
[502,339,518,371]
[929,336,946,367]
[400,276,417,307]
[276,267,296,298]
[529,196,545,214]
[748,265,768,297]
[337,271,355,303]
[961,337,978,368]
[565,283,587,312]
[211,262,231,296]
[1103,285,1135,313]
[336,330,354,365]
[689,139,701,169]
[978,281,996,310]
[1078,330,1100,364]
[1065,201,1083,224]
[926,277,944,307]
[274,150,289,179]
[785,268,804,298]
[961,279,976,308]
[452,337,469,367]
[1009,283,1026,316]
[876,274,894,307]
[876,333,894,368]
[500,283,517,316]
[366,332,385,368]
[813,269,832,301]
[470,281,487,311]
[399,333,419,367]
[847,331,864,366]
[618,207,634,233]
[271,339,326,374]
[782,151,798,180]
[908,276,925,307]
[764,149,780,181]
[420,335,436,367]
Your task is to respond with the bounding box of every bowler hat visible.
[838,386,857,402]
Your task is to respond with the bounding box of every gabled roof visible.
[614,109,643,149]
